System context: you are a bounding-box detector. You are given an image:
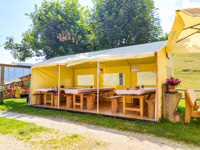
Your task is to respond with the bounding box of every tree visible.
[5,0,93,61]
[90,0,163,50]
[159,33,169,41]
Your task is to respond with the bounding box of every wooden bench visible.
[146,98,155,119]
[64,94,73,108]
[73,94,84,109]
[185,90,200,123]
[44,92,54,107]
[83,94,95,110]
[33,93,44,105]
[107,96,122,113]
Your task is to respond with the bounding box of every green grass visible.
[0,54,200,147]
[174,53,200,97]
[1,99,200,147]
[0,116,105,149]
[0,116,50,141]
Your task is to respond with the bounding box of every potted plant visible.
[165,76,181,92]
[135,85,140,90]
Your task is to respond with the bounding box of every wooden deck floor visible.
[32,101,155,121]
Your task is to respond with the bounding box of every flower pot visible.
[167,85,176,93]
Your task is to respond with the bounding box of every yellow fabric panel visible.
[131,63,156,88]
[74,68,97,88]
[60,66,74,88]
[139,63,156,72]
[157,47,174,120]
[102,66,131,89]
[167,9,200,53]
[31,66,58,104]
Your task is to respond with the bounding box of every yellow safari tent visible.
[30,8,200,121]
[30,40,172,121]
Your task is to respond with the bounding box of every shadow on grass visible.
[1,99,200,147]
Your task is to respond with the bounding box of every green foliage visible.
[4,0,163,61]
[0,86,5,92]
[5,0,93,61]
[90,0,163,50]
[0,117,105,149]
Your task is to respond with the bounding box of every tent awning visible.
[167,8,200,53]
[32,41,166,68]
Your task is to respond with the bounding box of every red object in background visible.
[126,88,129,90]
[90,86,93,89]
[7,89,16,93]
[141,85,144,89]
[23,89,30,92]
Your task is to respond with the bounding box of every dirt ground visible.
[0,111,199,150]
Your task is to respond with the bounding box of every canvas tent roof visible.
[33,41,166,68]
[167,8,200,53]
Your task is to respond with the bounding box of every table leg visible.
[140,97,144,117]
[80,94,83,109]
[54,95,58,107]
[73,94,76,108]
[123,96,126,114]
[51,93,53,107]
[44,93,47,105]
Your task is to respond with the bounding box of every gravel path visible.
[0,111,199,150]
[0,134,30,150]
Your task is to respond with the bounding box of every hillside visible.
[174,53,200,90]
[174,53,200,98]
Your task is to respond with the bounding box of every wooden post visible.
[66,95,73,108]
[87,96,95,110]
[162,84,183,123]
[0,65,4,103]
[111,98,119,113]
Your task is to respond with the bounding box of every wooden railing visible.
[176,89,200,101]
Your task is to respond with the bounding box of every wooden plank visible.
[0,63,31,68]
[125,107,140,111]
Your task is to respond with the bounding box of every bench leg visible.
[185,94,191,123]
[112,98,119,113]
[66,95,73,108]
[87,97,95,110]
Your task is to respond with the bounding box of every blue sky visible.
[0,0,200,64]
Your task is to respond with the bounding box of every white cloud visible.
[182,0,200,8]
[154,0,181,33]
[155,0,200,33]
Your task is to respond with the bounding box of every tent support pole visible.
[97,61,99,114]
[155,52,158,122]
[58,65,60,108]
[0,65,4,103]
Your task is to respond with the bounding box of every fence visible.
[176,89,200,101]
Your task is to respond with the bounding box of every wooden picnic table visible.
[64,87,114,110]
[116,88,156,116]
[34,88,55,106]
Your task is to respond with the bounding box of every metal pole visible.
[58,65,61,108]
[97,61,99,114]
